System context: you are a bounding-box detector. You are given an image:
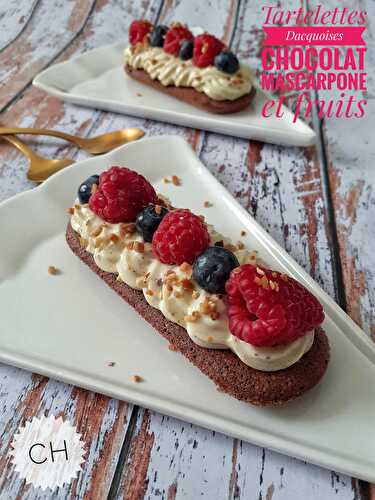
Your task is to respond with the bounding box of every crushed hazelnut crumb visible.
[181,278,194,291]
[145,289,154,296]
[74,204,81,210]
[241,230,246,236]
[136,92,143,96]
[203,201,213,208]
[79,237,88,248]
[207,336,213,342]
[133,241,144,253]
[110,234,119,243]
[172,175,181,186]
[163,177,170,183]
[180,262,192,275]
[91,225,103,237]
[67,207,74,215]
[131,375,142,383]
[210,311,220,321]
[120,223,136,236]
[192,291,200,299]
[237,241,245,250]
[48,266,58,275]
[174,291,183,298]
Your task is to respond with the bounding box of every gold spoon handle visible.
[1,134,42,162]
[0,126,81,145]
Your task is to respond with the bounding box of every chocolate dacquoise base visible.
[66,222,330,407]
[125,65,256,114]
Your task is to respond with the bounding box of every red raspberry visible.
[129,20,153,45]
[163,25,194,56]
[226,265,324,347]
[89,166,157,223]
[193,33,225,68]
[152,209,210,264]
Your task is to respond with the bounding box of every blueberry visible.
[150,25,168,47]
[78,175,100,204]
[179,40,194,60]
[192,246,239,294]
[214,51,239,74]
[136,205,168,242]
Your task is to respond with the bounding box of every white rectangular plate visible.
[33,40,315,147]
[1,136,375,481]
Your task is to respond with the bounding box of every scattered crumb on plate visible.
[131,375,142,383]
[108,361,116,367]
[48,266,59,275]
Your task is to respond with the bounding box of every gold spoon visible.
[0,126,144,155]
[2,134,74,182]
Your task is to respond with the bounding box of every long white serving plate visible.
[33,40,315,147]
[1,136,374,481]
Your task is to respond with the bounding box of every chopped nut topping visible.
[184,312,200,323]
[145,289,154,296]
[150,58,157,64]
[91,225,103,237]
[166,284,173,292]
[241,230,246,236]
[48,265,58,275]
[110,234,119,243]
[136,92,143,97]
[67,207,74,215]
[181,278,194,291]
[254,275,270,290]
[174,291,183,298]
[192,291,200,299]
[95,237,104,249]
[225,244,237,252]
[195,75,202,81]
[91,183,98,194]
[168,343,177,351]
[207,335,213,342]
[172,175,181,186]
[155,205,162,215]
[163,177,170,183]
[133,241,144,253]
[180,262,192,275]
[74,204,81,210]
[79,237,88,248]
[120,223,136,236]
[210,311,220,321]
[131,375,142,383]
[237,241,245,250]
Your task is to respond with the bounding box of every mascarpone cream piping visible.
[123,46,253,101]
[71,204,314,371]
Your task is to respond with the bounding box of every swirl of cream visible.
[124,46,253,101]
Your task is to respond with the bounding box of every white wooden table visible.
[0,1,374,498]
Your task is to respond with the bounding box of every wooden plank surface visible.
[0,0,373,498]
